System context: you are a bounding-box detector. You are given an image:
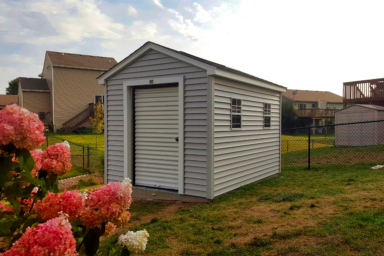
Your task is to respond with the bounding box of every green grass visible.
[58,165,89,180]
[48,133,104,149]
[97,164,384,255]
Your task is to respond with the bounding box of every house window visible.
[95,95,104,104]
[312,103,317,108]
[231,98,242,129]
[38,112,45,120]
[264,103,271,128]
[299,104,306,110]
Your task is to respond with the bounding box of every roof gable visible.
[47,51,117,71]
[283,89,343,103]
[98,42,286,92]
[19,78,49,91]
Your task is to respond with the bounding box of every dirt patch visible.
[58,173,103,190]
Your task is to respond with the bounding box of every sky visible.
[1,0,384,96]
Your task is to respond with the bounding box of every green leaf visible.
[121,249,130,256]
[10,232,22,246]
[15,149,34,172]
[21,216,37,233]
[0,156,14,187]
[84,229,100,256]
[0,219,16,235]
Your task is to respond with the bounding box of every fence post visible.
[87,146,90,170]
[83,146,85,169]
[308,127,311,170]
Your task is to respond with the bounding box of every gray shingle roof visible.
[19,78,49,91]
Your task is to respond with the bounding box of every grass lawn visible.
[48,133,104,149]
[58,165,89,180]
[98,164,384,255]
[281,135,335,153]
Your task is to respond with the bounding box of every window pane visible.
[232,115,241,128]
[264,116,271,127]
[232,98,237,106]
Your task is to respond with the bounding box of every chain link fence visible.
[41,135,104,173]
[282,120,384,169]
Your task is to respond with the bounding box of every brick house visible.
[18,51,117,132]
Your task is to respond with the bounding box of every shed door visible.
[134,86,179,190]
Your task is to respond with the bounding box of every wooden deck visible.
[343,78,384,106]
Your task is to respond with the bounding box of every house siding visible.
[213,77,281,197]
[42,53,53,113]
[105,50,208,197]
[53,67,105,130]
[22,91,51,116]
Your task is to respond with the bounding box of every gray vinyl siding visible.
[213,77,281,197]
[105,50,208,197]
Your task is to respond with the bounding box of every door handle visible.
[175,137,179,142]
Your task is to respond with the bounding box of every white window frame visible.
[264,103,271,128]
[94,95,104,104]
[230,98,242,130]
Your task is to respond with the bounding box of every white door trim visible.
[123,76,185,194]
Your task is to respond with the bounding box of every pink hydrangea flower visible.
[105,222,117,235]
[0,104,45,151]
[0,216,77,256]
[81,179,133,228]
[41,142,72,176]
[34,190,85,220]
[30,150,42,177]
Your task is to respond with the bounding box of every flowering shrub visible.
[42,141,72,176]
[34,190,85,220]
[0,106,148,256]
[0,104,45,150]
[0,216,77,256]
[118,230,150,253]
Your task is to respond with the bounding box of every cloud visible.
[101,41,117,49]
[152,0,164,9]
[8,54,33,64]
[129,22,157,40]
[193,3,212,23]
[0,16,6,23]
[128,6,138,17]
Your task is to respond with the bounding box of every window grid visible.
[264,103,271,128]
[231,98,242,129]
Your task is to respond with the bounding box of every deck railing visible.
[296,109,336,118]
[343,78,384,104]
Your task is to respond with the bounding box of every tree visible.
[281,100,298,129]
[6,78,19,95]
[90,102,104,148]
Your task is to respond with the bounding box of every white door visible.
[134,86,179,190]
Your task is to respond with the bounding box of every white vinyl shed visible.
[98,42,287,199]
[335,104,384,147]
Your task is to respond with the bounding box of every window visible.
[231,98,242,129]
[95,95,104,104]
[312,103,317,108]
[299,104,306,110]
[38,112,45,120]
[264,103,271,128]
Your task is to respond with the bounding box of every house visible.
[98,42,287,200]
[0,95,18,110]
[343,77,384,107]
[283,89,343,126]
[335,104,384,147]
[18,51,117,132]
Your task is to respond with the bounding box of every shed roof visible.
[283,89,343,103]
[19,77,49,91]
[0,95,18,106]
[98,42,286,92]
[339,104,384,112]
[47,51,117,71]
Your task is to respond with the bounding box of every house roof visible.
[98,42,287,92]
[0,95,18,106]
[19,77,50,91]
[283,89,343,103]
[47,51,117,71]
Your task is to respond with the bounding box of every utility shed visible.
[335,104,384,147]
[98,42,286,199]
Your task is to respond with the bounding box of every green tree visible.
[6,78,19,95]
[281,100,298,129]
[90,102,104,148]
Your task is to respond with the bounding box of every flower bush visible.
[42,141,72,176]
[1,216,77,256]
[0,104,45,150]
[0,105,148,256]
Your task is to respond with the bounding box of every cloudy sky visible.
[1,0,384,96]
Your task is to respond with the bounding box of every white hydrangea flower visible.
[118,230,149,253]
[62,141,70,148]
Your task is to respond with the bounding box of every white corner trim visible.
[122,76,185,195]
[98,43,216,85]
[213,69,287,92]
[104,84,108,184]
[206,76,215,199]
